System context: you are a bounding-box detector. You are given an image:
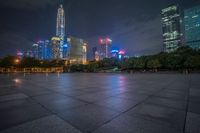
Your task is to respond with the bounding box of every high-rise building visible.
[95,51,100,61]
[67,36,87,64]
[92,47,97,60]
[32,40,51,60]
[56,3,65,58]
[184,5,200,49]
[33,43,39,59]
[82,43,87,64]
[52,37,61,60]
[161,5,183,52]
[45,40,52,60]
[99,38,112,59]
[37,40,45,60]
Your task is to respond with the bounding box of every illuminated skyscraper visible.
[99,38,112,59]
[56,2,65,58]
[161,5,183,52]
[67,36,88,64]
[52,37,61,60]
[184,5,200,49]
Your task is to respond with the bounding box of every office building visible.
[99,38,112,59]
[92,47,97,60]
[161,5,183,52]
[184,5,200,49]
[67,36,87,64]
[52,37,61,60]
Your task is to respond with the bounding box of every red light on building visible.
[99,39,104,44]
[99,38,112,45]
[119,50,125,55]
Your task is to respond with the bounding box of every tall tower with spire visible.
[56,0,65,58]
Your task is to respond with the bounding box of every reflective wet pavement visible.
[0,73,200,133]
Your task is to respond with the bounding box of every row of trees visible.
[0,56,65,68]
[0,46,200,72]
[70,46,200,72]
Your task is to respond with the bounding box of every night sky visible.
[0,0,198,58]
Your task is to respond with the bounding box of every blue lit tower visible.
[56,0,65,58]
[184,5,200,49]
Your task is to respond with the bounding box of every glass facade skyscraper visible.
[161,5,183,52]
[184,5,200,49]
[56,4,65,58]
[67,36,87,64]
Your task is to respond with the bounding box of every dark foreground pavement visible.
[0,73,200,133]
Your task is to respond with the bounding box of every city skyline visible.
[0,0,199,58]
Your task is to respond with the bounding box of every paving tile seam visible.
[43,89,94,104]
[0,96,29,104]
[142,102,187,112]
[0,114,54,132]
[0,113,51,132]
[90,79,184,133]
[52,115,85,133]
[90,86,170,133]
[19,79,94,104]
[183,75,192,133]
[17,92,85,132]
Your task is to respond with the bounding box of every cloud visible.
[0,0,58,10]
[0,30,33,57]
[111,16,163,56]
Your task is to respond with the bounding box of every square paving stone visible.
[32,93,70,102]
[188,101,200,114]
[185,112,200,133]
[144,96,187,110]
[155,90,188,101]
[0,104,51,131]
[33,94,88,113]
[53,89,86,97]
[19,88,53,97]
[93,114,181,133]
[40,99,87,113]
[0,87,18,96]
[0,93,28,102]
[58,104,120,133]
[0,115,82,133]
[0,98,36,111]
[75,93,113,103]
[189,89,200,103]
[126,103,186,130]
[113,92,149,101]
[95,97,140,112]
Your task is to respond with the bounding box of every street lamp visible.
[15,59,20,65]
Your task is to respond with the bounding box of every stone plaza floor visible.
[0,73,200,133]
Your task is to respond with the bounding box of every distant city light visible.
[13,79,21,84]
[63,44,68,48]
[119,55,122,60]
[15,59,20,64]
[33,44,38,47]
[106,38,112,43]
[119,50,125,55]
[17,51,23,56]
[99,38,112,45]
[111,50,119,53]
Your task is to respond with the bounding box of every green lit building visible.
[67,36,87,64]
[161,5,183,52]
[184,5,200,49]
